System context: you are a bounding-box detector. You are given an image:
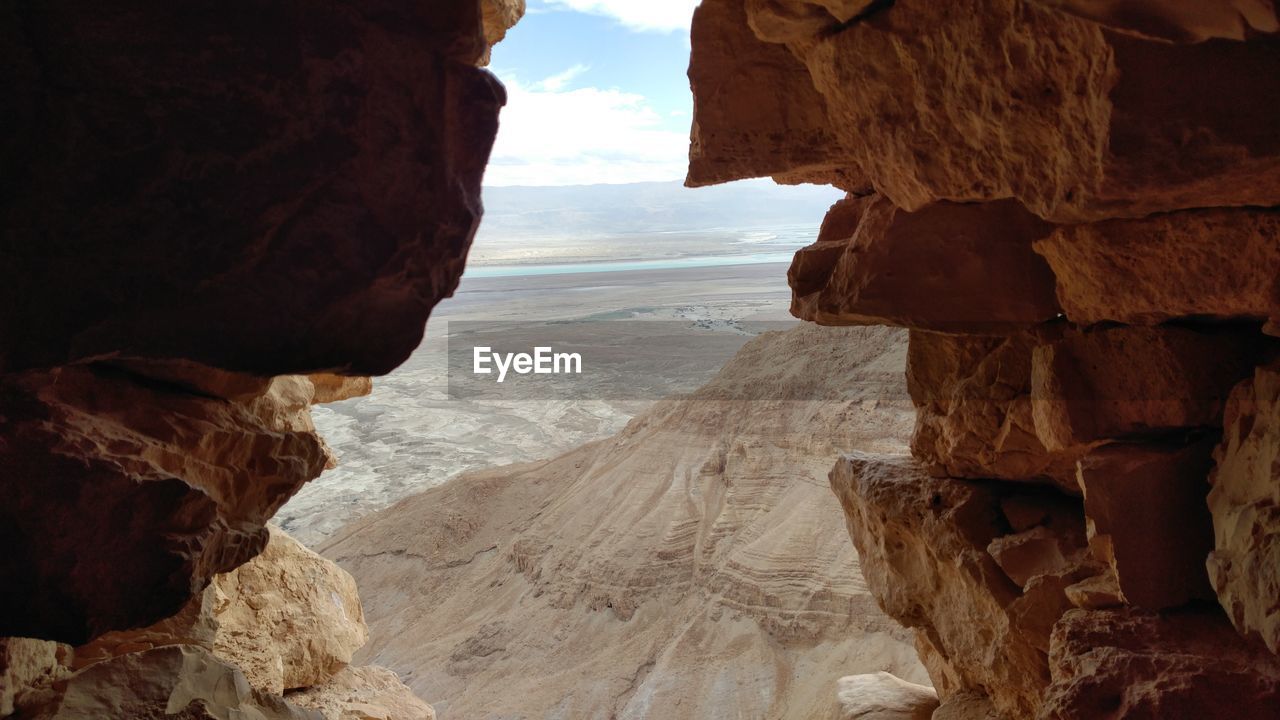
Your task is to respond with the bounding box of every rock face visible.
[0,639,70,716]
[1,0,503,646]
[287,666,437,720]
[1033,209,1280,327]
[10,527,429,720]
[702,0,1280,222]
[323,326,929,719]
[77,528,369,695]
[789,196,1061,332]
[1209,363,1280,653]
[16,646,324,720]
[688,0,1280,716]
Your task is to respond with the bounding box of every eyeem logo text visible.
[473,346,583,383]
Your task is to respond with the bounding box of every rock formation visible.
[688,0,1280,716]
[6,527,430,719]
[2,0,509,716]
[1,0,504,646]
[322,325,929,719]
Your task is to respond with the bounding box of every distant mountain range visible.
[477,180,844,238]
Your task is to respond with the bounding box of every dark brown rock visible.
[1034,208,1280,327]
[686,0,865,190]
[1042,608,1280,719]
[907,330,1082,488]
[1031,325,1263,450]
[1028,0,1279,43]
[0,366,330,644]
[830,452,1092,718]
[1077,441,1218,609]
[789,197,1061,332]
[0,0,504,376]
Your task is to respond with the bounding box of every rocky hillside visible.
[321,324,927,719]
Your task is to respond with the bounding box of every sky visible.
[484,0,703,186]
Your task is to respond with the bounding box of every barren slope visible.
[321,324,927,719]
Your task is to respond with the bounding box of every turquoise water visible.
[463,251,796,279]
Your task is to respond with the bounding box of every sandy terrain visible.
[320,324,926,719]
[279,262,801,545]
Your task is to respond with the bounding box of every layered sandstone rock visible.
[1033,209,1280,327]
[688,2,1280,716]
[789,196,1061,332]
[1,0,504,648]
[687,0,865,190]
[905,330,1082,488]
[1077,441,1218,609]
[830,452,1094,717]
[0,365,329,644]
[1041,608,1280,718]
[696,0,1280,221]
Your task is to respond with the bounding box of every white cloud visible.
[534,63,590,92]
[539,0,700,33]
[485,68,691,187]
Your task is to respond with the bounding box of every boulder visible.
[1208,364,1280,653]
[829,452,1092,717]
[77,527,368,696]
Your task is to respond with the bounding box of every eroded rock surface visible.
[690,0,1280,715]
[75,528,367,696]
[1034,209,1280,327]
[1,0,504,649]
[692,0,1280,221]
[1209,363,1280,653]
[15,646,323,720]
[287,665,437,720]
[789,197,1061,332]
